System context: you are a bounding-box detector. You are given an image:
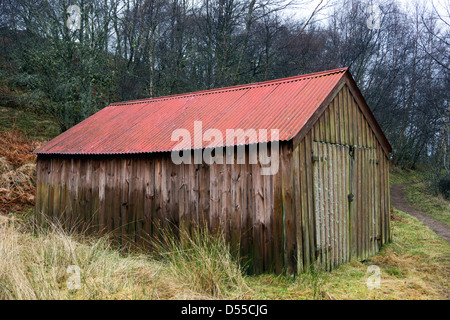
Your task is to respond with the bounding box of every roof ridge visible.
[109,67,348,107]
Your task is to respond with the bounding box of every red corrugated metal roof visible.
[36,68,349,155]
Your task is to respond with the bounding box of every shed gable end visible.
[294,78,391,157]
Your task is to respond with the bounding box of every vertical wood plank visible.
[253,159,263,274]
[264,166,274,273]
[322,143,330,270]
[312,141,323,270]
[246,149,254,273]
[299,139,310,271]
[142,157,154,243]
[98,160,106,235]
[210,161,219,233]
[90,159,100,234]
[231,156,242,258]
[281,142,296,275]
[222,161,232,243]
[272,148,284,274]
[305,133,316,267]
[293,145,303,273]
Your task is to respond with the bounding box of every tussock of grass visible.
[0,217,165,299]
[0,217,247,300]
[152,228,249,299]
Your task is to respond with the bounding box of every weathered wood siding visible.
[35,83,390,275]
[36,148,282,274]
[290,83,391,273]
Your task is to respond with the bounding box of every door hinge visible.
[312,156,327,163]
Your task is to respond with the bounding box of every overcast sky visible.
[285,0,449,23]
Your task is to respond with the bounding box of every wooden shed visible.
[35,68,392,274]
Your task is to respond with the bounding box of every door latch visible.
[348,193,354,202]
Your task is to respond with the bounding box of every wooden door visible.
[313,142,380,270]
[353,147,380,261]
[312,142,351,271]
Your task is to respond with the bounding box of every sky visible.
[285,0,449,23]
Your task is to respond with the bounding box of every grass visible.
[404,183,450,227]
[1,210,449,300]
[0,217,249,300]
[0,217,163,300]
[247,210,449,300]
[390,166,450,226]
[0,106,59,140]
[152,228,249,299]
[389,166,428,186]
[390,165,450,226]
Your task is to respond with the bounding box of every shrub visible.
[0,130,40,214]
[438,178,450,200]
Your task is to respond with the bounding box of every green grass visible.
[390,166,450,227]
[389,166,428,186]
[404,183,450,227]
[0,106,59,140]
[246,210,450,300]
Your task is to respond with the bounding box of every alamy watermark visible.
[171,121,280,175]
[366,265,381,290]
[66,5,81,32]
[66,265,81,290]
[366,5,381,30]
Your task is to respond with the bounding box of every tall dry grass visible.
[152,228,250,299]
[0,216,248,300]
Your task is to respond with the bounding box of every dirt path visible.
[391,184,450,244]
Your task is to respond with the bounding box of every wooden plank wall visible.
[35,83,391,275]
[292,84,391,272]
[36,148,282,274]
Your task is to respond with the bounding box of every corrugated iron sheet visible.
[36,68,348,155]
